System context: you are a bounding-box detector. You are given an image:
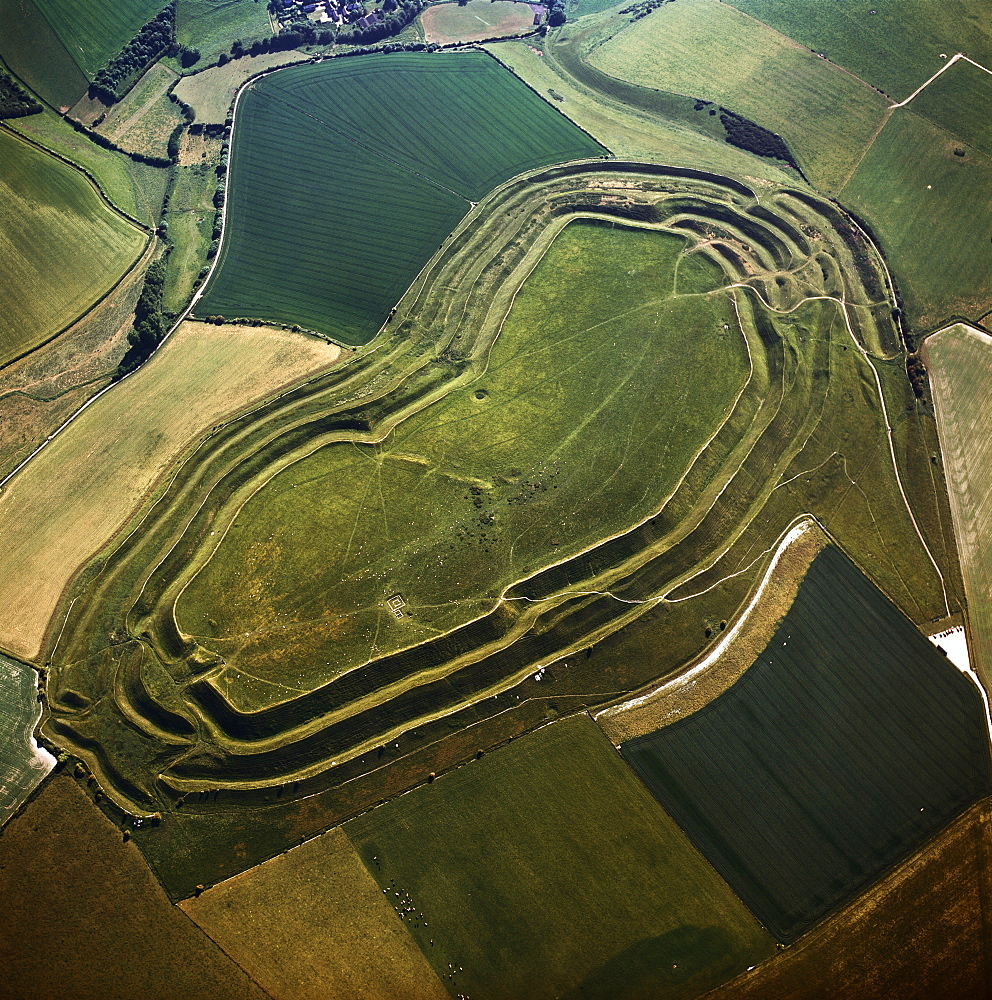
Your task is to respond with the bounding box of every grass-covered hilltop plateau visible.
[0,0,990,996]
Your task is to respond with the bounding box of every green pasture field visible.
[0,654,52,828]
[346,713,774,1000]
[36,0,166,79]
[197,51,605,343]
[0,0,87,108]
[490,39,797,184]
[840,108,992,329]
[924,325,992,689]
[176,0,273,64]
[0,129,147,366]
[178,220,745,709]
[621,544,992,943]
[907,58,992,159]
[163,163,217,312]
[723,0,992,102]
[8,108,168,225]
[585,0,890,194]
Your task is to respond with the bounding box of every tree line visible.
[118,258,169,375]
[91,3,177,103]
[0,71,42,119]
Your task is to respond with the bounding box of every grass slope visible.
[0,654,52,828]
[176,0,273,64]
[178,221,744,709]
[840,108,992,329]
[621,544,992,943]
[585,0,890,193]
[181,826,450,1000]
[9,107,169,225]
[37,0,166,79]
[197,51,605,343]
[0,129,146,365]
[723,0,992,102]
[923,325,992,689]
[346,713,774,1000]
[0,771,272,1000]
[0,320,340,662]
[705,800,992,1000]
[907,57,992,159]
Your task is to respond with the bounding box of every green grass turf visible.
[585,0,890,194]
[0,129,147,365]
[345,713,775,1000]
[36,0,166,79]
[723,0,992,102]
[907,58,992,159]
[622,544,992,943]
[839,107,992,329]
[0,654,52,828]
[178,220,744,710]
[163,162,217,312]
[176,0,273,63]
[197,51,606,343]
[8,108,169,225]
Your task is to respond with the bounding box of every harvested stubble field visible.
[923,324,992,688]
[582,0,891,193]
[96,60,183,160]
[620,544,992,943]
[197,51,606,343]
[421,0,537,44]
[705,799,992,1000]
[0,128,147,366]
[181,826,450,1000]
[37,163,958,832]
[724,0,992,102]
[345,713,774,1000]
[0,320,342,662]
[0,771,271,1000]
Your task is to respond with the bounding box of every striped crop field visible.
[0,128,147,366]
[621,544,992,943]
[197,51,606,344]
[35,0,166,79]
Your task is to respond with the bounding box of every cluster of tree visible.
[547,1,566,26]
[91,3,176,103]
[0,71,42,119]
[118,258,169,375]
[338,0,424,44]
[906,353,927,399]
[719,109,797,168]
[618,0,672,21]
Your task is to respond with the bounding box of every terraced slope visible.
[37,162,958,824]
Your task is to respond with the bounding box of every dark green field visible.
[37,0,165,78]
[621,544,992,943]
[197,51,606,343]
[346,713,774,1000]
[0,0,87,107]
[724,0,992,101]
